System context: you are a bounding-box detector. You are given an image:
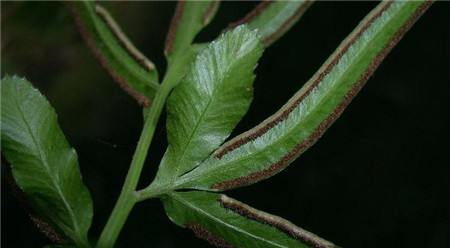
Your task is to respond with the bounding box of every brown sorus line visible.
[224,1,313,45]
[212,0,433,189]
[225,1,273,31]
[165,1,185,55]
[214,1,394,159]
[66,1,151,107]
[219,195,337,248]
[2,157,66,244]
[262,1,313,46]
[30,215,67,244]
[185,222,238,248]
[95,4,155,72]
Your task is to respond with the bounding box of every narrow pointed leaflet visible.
[174,1,433,191]
[164,191,337,248]
[1,76,93,247]
[162,1,221,98]
[67,1,159,106]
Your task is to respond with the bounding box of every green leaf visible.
[153,26,264,186]
[164,191,337,248]
[227,0,313,47]
[1,76,93,247]
[159,2,220,116]
[66,1,158,106]
[174,1,433,191]
[165,1,220,62]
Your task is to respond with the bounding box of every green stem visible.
[95,59,185,247]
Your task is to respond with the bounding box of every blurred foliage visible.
[2,2,449,248]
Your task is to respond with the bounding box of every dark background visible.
[2,1,449,248]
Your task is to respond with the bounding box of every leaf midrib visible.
[170,193,290,248]
[175,4,400,188]
[86,2,159,90]
[14,92,83,242]
[175,65,353,187]
[171,54,236,180]
[169,3,207,59]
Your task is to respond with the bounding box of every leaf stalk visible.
[96,59,186,247]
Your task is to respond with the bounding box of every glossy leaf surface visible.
[1,76,93,247]
[227,0,313,46]
[175,1,433,191]
[153,26,264,185]
[164,191,337,248]
[67,1,158,106]
[160,1,220,117]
